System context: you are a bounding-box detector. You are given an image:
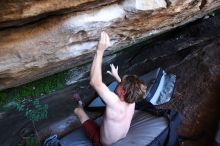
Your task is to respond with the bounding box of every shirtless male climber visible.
[74,31,147,146]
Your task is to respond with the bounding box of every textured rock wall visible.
[0,10,219,146]
[0,0,118,28]
[0,0,220,91]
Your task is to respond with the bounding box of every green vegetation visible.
[0,70,68,110]
[0,70,68,145]
[14,98,48,146]
[14,98,48,121]
[25,137,37,146]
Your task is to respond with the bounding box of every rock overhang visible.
[0,0,220,90]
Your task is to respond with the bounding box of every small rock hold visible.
[204,15,210,19]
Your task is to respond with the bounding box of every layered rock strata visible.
[0,0,220,90]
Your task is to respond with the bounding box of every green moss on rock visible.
[0,70,68,110]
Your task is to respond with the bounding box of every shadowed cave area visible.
[0,1,220,146]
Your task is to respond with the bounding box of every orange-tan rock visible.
[0,0,220,90]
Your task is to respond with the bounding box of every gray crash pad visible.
[60,110,168,146]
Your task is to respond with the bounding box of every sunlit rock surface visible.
[0,0,220,91]
[123,0,167,11]
[0,0,118,28]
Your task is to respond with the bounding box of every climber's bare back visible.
[100,99,135,145]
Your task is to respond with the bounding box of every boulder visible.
[0,0,220,91]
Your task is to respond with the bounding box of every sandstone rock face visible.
[0,0,118,28]
[124,0,167,11]
[0,0,220,90]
